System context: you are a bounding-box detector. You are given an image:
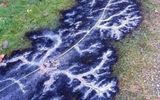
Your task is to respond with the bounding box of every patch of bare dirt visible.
[140,4,160,98]
[144,11,160,33]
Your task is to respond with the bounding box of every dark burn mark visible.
[0,0,142,99]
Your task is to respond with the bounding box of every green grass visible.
[0,0,75,55]
[142,0,160,11]
[114,29,152,99]
[114,28,159,100]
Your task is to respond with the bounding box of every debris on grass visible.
[0,0,8,7]
[2,40,9,49]
[0,54,4,62]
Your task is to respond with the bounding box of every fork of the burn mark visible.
[56,0,110,59]
[0,78,26,93]
[0,68,40,93]
[0,59,59,93]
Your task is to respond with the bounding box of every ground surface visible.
[0,0,160,99]
[114,0,160,99]
[0,0,74,54]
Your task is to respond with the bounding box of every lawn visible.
[0,0,75,55]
